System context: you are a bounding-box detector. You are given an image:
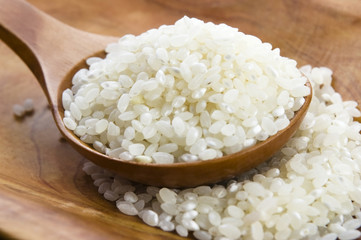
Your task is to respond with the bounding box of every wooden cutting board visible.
[0,0,360,239]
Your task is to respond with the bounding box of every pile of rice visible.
[83,65,361,240]
[62,16,310,164]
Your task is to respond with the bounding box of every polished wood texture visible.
[0,0,360,239]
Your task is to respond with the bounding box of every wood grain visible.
[0,0,360,239]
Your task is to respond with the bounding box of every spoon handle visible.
[0,0,115,104]
[0,0,69,101]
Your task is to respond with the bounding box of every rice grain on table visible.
[63,16,310,163]
[23,98,34,112]
[13,98,35,118]
[83,66,361,240]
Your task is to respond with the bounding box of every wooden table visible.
[0,0,360,239]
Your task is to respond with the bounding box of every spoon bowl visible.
[0,0,312,188]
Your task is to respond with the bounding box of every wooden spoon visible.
[0,0,312,188]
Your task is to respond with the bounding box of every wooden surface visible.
[0,0,360,239]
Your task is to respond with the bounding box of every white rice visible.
[63,16,310,163]
[23,98,34,112]
[13,98,34,118]
[13,104,25,117]
[83,66,361,239]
